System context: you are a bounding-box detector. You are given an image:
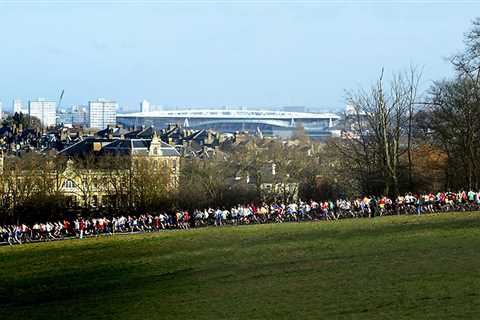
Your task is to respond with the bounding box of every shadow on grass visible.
[1,213,480,312]
[0,262,195,308]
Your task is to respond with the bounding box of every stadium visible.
[116,109,341,139]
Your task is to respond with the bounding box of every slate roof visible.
[152,140,181,157]
[95,127,129,138]
[59,137,116,157]
[101,139,149,156]
[136,127,159,139]
[123,129,143,139]
[59,136,180,158]
[0,126,13,138]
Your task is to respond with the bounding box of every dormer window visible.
[63,179,75,189]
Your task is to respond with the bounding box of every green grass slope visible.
[1,212,480,319]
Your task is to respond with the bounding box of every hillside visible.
[1,212,480,319]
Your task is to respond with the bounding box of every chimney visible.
[0,149,4,175]
[207,130,212,143]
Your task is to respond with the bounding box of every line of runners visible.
[2,190,480,245]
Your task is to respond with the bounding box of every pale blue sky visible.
[0,2,478,112]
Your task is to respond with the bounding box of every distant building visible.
[141,100,150,113]
[57,109,72,126]
[282,106,307,113]
[13,98,24,114]
[57,106,88,127]
[72,105,88,126]
[88,99,117,129]
[28,98,57,127]
[117,109,340,139]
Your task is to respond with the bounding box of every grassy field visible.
[1,212,480,319]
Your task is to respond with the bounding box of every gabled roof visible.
[101,139,150,156]
[59,137,115,157]
[136,127,159,139]
[101,138,180,157]
[153,140,181,157]
[124,129,143,138]
[190,129,207,141]
[95,127,129,138]
[58,131,181,158]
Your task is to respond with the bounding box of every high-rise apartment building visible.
[88,99,117,129]
[28,98,57,127]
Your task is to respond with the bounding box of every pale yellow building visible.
[0,133,181,209]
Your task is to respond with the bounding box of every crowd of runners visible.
[2,190,480,245]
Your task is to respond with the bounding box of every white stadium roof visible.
[118,109,340,120]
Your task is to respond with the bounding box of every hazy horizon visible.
[1,2,478,112]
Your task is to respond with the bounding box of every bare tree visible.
[427,18,480,189]
[99,155,133,214]
[130,156,171,213]
[343,68,421,196]
[70,154,100,209]
[3,154,43,222]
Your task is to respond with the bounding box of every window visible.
[63,179,75,189]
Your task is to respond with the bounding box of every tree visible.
[99,155,134,214]
[427,18,480,189]
[428,79,480,189]
[335,67,421,196]
[2,112,42,132]
[179,157,235,210]
[235,138,270,202]
[129,156,172,213]
[70,154,100,211]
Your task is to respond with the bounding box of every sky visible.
[0,1,478,112]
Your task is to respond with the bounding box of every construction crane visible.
[58,89,65,111]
